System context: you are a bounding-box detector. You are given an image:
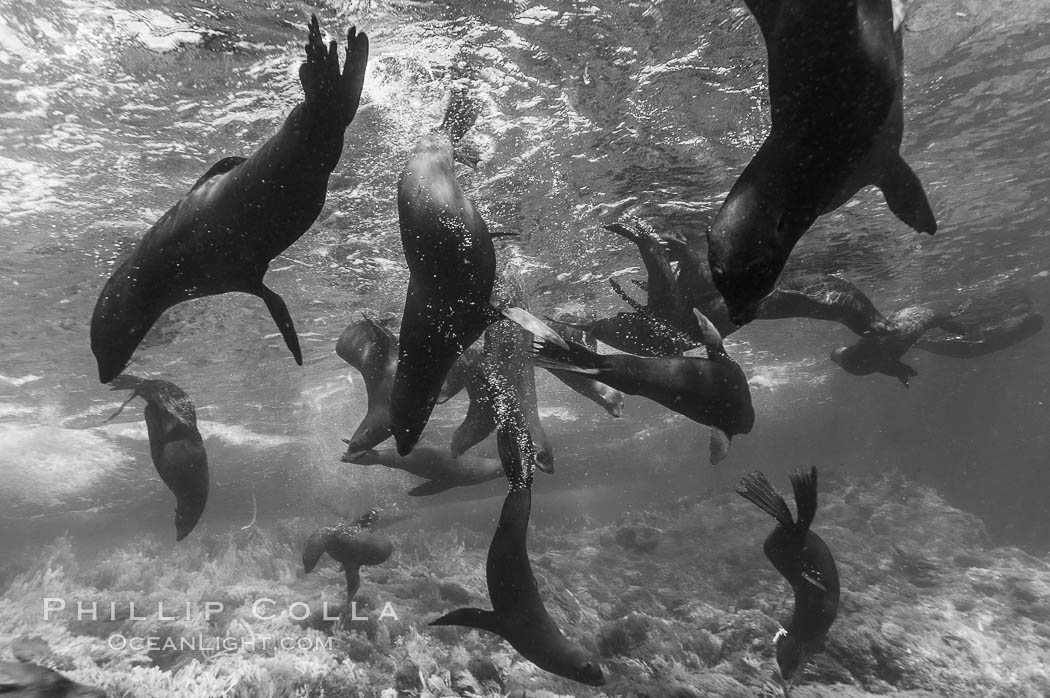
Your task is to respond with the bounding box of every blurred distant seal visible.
[303,520,393,603]
[91,16,369,383]
[707,0,934,325]
[431,430,605,686]
[534,310,754,464]
[0,660,106,698]
[737,467,839,683]
[831,305,960,386]
[391,88,565,455]
[105,375,208,541]
[345,446,504,496]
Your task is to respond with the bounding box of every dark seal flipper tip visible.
[880,154,937,235]
[256,285,303,366]
[430,607,499,633]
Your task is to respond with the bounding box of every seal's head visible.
[829,346,848,368]
[707,192,785,326]
[556,646,606,686]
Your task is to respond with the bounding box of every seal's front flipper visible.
[256,284,303,366]
[430,607,499,634]
[693,308,727,359]
[302,530,329,573]
[408,480,454,497]
[890,360,917,388]
[709,427,732,465]
[879,155,936,235]
[501,307,569,349]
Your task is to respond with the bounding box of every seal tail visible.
[531,337,607,376]
[736,471,796,529]
[878,154,937,235]
[789,466,819,533]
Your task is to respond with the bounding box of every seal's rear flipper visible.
[693,309,727,359]
[609,278,647,313]
[344,565,362,601]
[256,284,303,366]
[789,466,819,532]
[430,607,500,634]
[300,16,369,127]
[879,155,936,235]
[890,360,918,388]
[341,445,380,464]
[501,307,569,349]
[531,337,604,375]
[709,427,731,465]
[408,480,454,497]
[736,471,796,529]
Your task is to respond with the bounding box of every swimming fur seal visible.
[736,467,839,683]
[392,88,565,455]
[336,316,398,456]
[707,0,934,324]
[344,446,504,496]
[0,660,106,698]
[303,521,393,602]
[91,17,369,383]
[431,430,605,686]
[831,305,960,386]
[105,375,208,541]
[533,310,754,464]
[915,285,1044,358]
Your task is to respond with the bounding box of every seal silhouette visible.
[737,467,839,682]
[303,519,393,603]
[707,0,934,324]
[392,89,564,455]
[105,375,208,541]
[345,446,503,496]
[534,310,754,463]
[431,429,605,686]
[91,16,369,383]
[831,305,960,385]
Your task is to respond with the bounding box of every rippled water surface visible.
[1,0,1049,547]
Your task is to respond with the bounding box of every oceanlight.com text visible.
[106,635,334,652]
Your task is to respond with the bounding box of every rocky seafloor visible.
[2,472,1049,697]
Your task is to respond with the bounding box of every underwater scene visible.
[2,0,1050,695]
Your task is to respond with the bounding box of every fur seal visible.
[533,310,754,464]
[337,315,471,457]
[831,305,961,386]
[344,446,503,496]
[0,660,106,698]
[91,17,369,383]
[392,89,565,455]
[736,467,839,683]
[915,286,1044,358]
[105,375,208,541]
[707,0,934,324]
[431,430,605,686]
[336,316,398,456]
[544,312,625,418]
[303,520,393,602]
